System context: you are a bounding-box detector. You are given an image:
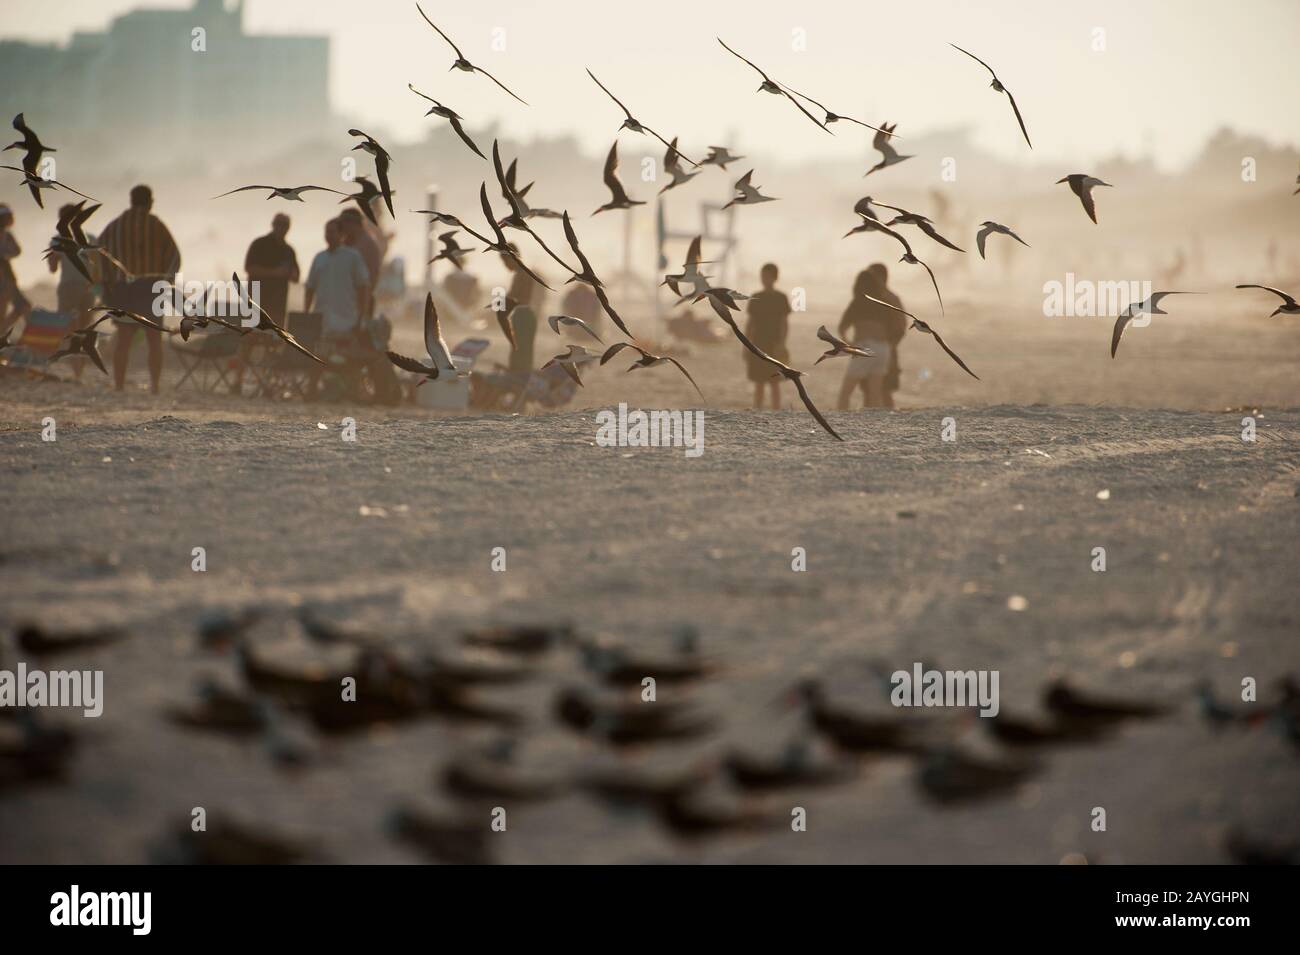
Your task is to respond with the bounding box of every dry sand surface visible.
[1,299,1299,863]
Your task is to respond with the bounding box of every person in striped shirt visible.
[98,185,180,393]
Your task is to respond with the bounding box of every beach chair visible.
[171,328,243,392]
[1,309,75,375]
[248,311,324,400]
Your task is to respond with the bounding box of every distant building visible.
[0,0,330,161]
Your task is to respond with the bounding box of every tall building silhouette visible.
[0,0,330,162]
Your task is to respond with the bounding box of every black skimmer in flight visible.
[387,293,461,383]
[863,294,977,379]
[407,83,486,159]
[592,141,645,215]
[558,211,633,338]
[716,38,830,133]
[586,68,695,164]
[502,159,562,219]
[415,3,528,105]
[347,129,394,218]
[338,176,386,226]
[814,326,874,364]
[429,230,475,270]
[784,87,896,136]
[844,218,945,314]
[697,289,842,440]
[48,314,119,375]
[455,182,553,290]
[1057,173,1112,224]
[43,202,131,284]
[975,220,1029,259]
[722,169,777,209]
[1110,291,1199,358]
[661,235,713,301]
[873,201,965,252]
[700,146,745,170]
[490,141,575,273]
[864,123,911,176]
[232,273,326,364]
[547,313,605,344]
[1235,284,1300,317]
[212,184,347,202]
[4,113,55,177]
[659,138,699,194]
[0,164,93,209]
[541,344,601,386]
[950,44,1032,148]
[600,341,704,399]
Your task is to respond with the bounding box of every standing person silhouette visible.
[837,264,905,409]
[98,185,180,393]
[743,263,791,408]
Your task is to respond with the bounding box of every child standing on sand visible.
[743,262,791,408]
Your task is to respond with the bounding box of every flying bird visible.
[1235,284,1300,317]
[662,235,713,300]
[415,3,529,104]
[338,177,385,226]
[700,146,745,170]
[87,306,172,333]
[48,314,116,375]
[412,209,466,229]
[211,184,347,202]
[547,313,605,344]
[454,182,554,290]
[5,113,55,176]
[429,231,476,270]
[975,220,1029,259]
[560,211,635,338]
[347,129,394,218]
[716,38,831,133]
[844,217,944,314]
[43,201,130,284]
[0,164,94,209]
[177,314,248,341]
[697,289,842,440]
[407,84,486,160]
[950,44,1032,148]
[232,272,326,364]
[586,69,694,163]
[873,201,965,252]
[814,326,874,364]
[600,341,704,399]
[864,123,912,176]
[502,159,562,220]
[1057,174,1112,224]
[592,141,644,215]
[542,344,601,386]
[490,141,575,273]
[1110,292,1199,358]
[387,293,461,383]
[659,138,700,195]
[722,169,777,209]
[863,294,977,379]
[784,87,896,136]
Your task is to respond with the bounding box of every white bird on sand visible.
[386,293,461,382]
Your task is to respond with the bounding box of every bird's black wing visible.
[375,153,395,218]
[665,357,705,400]
[593,284,633,338]
[950,44,998,80]
[1004,88,1032,149]
[416,3,465,60]
[387,350,434,375]
[929,327,979,379]
[472,63,529,105]
[447,114,486,160]
[790,374,843,441]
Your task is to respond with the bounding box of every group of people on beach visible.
[742,262,908,409]
[4,187,907,409]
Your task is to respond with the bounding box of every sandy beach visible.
[2,299,1298,863]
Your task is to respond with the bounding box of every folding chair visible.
[1,309,75,375]
[171,329,243,392]
[248,311,324,400]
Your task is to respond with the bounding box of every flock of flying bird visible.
[3,7,1297,440]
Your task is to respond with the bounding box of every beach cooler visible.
[414,337,488,410]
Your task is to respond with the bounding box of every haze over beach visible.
[0,0,1298,879]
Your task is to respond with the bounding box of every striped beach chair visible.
[1,309,75,372]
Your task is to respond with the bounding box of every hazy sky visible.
[4,0,1300,168]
